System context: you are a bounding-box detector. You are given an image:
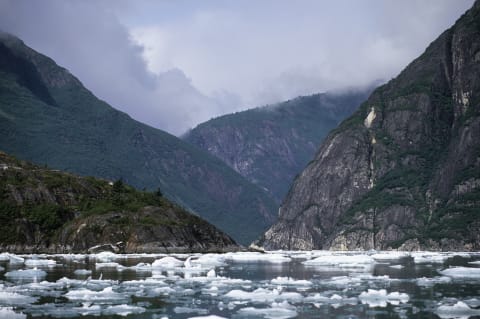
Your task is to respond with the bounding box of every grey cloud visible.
[0,0,475,134]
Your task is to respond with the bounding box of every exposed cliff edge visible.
[0,151,238,253]
[184,90,370,203]
[257,1,480,251]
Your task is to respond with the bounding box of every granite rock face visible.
[258,1,480,251]
[184,91,370,203]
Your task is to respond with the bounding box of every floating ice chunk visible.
[0,307,26,318]
[192,254,226,267]
[303,254,375,270]
[24,258,56,267]
[224,288,302,303]
[412,252,449,264]
[5,268,47,281]
[0,292,38,306]
[0,254,24,264]
[325,276,363,287]
[439,267,480,279]
[0,266,4,272]
[174,306,208,315]
[224,252,291,263]
[416,276,452,287]
[371,252,409,261]
[389,265,405,269]
[207,269,216,278]
[95,262,121,269]
[435,301,480,319]
[236,302,297,319]
[74,269,92,276]
[152,256,184,268]
[468,260,480,265]
[271,277,312,286]
[103,304,146,316]
[92,251,118,262]
[0,253,10,261]
[65,287,128,303]
[359,289,409,307]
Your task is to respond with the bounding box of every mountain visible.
[0,32,277,245]
[184,90,370,202]
[257,1,480,251]
[0,151,238,253]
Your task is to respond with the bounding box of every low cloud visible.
[0,0,474,135]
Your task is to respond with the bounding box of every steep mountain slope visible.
[0,32,277,244]
[0,151,237,253]
[184,91,370,202]
[258,1,480,251]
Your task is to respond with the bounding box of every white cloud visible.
[0,0,474,135]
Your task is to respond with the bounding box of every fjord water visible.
[1,251,480,319]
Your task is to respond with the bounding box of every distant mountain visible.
[258,1,480,251]
[184,90,370,202]
[0,151,238,253]
[0,32,277,244]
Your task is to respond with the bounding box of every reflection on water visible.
[0,251,480,318]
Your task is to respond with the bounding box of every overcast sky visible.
[0,0,474,135]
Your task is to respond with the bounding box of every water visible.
[1,250,480,318]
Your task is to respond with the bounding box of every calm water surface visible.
[0,251,480,319]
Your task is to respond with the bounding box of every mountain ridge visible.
[184,89,371,202]
[257,1,480,251]
[0,32,277,244]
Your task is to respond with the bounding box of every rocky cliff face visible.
[258,1,480,251]
[184,91,370,202]
[0,152,238,253]
[0,32,277,244]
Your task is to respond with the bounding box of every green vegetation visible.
[0,152,182,244]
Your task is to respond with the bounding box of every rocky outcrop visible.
[258,1,480,251]
[0,32,277,244]
[184,91,370,202]
[0,152,238,253]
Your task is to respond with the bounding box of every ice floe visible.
[271,277,312,286]
[435,301,480,319]
[416,276,452,287]
[236,301,298,319]
[439,267,480,279]
[74,269,92,276]
[64,287,128,303]
[412,252,450,264]
[358,289,409,307]
[224,288,303,303]
[303,254,375,271]
[24,258,56,267]
[224,252,291,263]
[103,304,146,316]
[0,307,26,319]
[152,256,184,268]
[0,291,38,306]
[5,268,47,281]
[370,252,409,261]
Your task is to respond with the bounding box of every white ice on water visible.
[358,289,409,307]
[236,301,298,319]
[435,301,480,319]
[24,258,56,267]
[439,267,480,279]
[0,307,26,319]
[5,268,47,280]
